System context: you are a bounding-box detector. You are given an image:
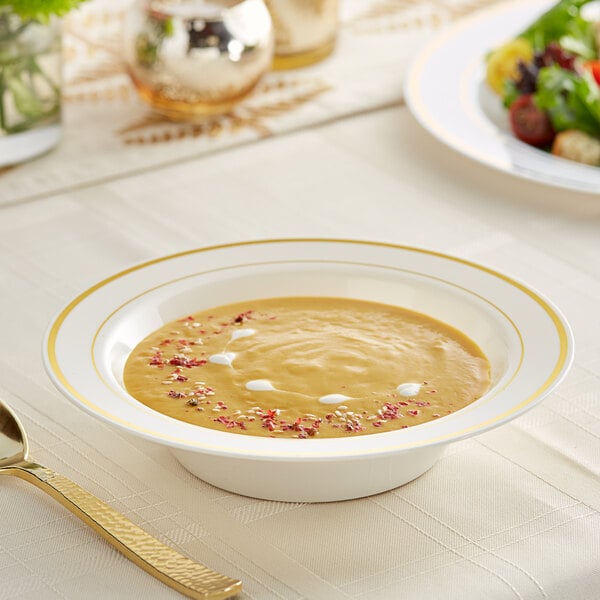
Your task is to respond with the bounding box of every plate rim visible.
[404,0,600,195]
[43,238,574,460]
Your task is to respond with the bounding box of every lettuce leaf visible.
[535,65,600,137]
[520,0,597,58]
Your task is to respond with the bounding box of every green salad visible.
[486,0,600,166]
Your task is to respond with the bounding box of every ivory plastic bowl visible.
[44,239,573,502]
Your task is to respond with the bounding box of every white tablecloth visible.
[1,1,599,599]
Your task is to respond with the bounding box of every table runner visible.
[0,0,499,206]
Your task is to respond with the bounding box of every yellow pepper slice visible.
[486,38,534,95]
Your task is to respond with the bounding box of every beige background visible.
[0,0,599,599]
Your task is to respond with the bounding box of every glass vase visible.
[0,9,61,167]
[123,0,274,120]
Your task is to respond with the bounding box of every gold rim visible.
[45,238,572,457]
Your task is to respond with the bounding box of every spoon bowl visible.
[0,398,241,600]
[0,401,27,468]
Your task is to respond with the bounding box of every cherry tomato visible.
[509,94,555,147]
[543,42,576,71]
[584,60,600,85]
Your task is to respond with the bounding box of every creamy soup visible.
[124,297,491,439]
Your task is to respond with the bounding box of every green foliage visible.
[535,65,600,137]
[0,0,88,21]
[520,0,597,58]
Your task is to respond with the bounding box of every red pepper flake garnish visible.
[279,415,321,437]
[159,339,172,346]
[178,316,195,322]
[372,421,384,427]
[168,390,186,399]
[344,420,364,433]
[168,355,207,368]
[174,374,189,382]
[407,410,419,416]
[380,402,403,420]
[398,401,409,406]
[195,386,215,396]
[149,351,165,367]
[233,310,254,324]
[259,408,280,432]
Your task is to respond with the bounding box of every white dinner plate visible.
[405,0,600,194]
[43,239,573,501]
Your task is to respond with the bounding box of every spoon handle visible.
[6,462,241,600]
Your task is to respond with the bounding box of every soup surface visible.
[124,297,491,438]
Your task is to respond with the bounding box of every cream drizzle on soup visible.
[123,297,491,439]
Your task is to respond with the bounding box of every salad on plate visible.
[486,0,600,166]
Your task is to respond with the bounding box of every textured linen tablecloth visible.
[1,1,600,599]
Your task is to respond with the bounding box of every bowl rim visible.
[43,238,574,460]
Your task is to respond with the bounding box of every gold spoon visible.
[0,399,242,600]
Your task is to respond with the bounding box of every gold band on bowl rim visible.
[44,238,573,458]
